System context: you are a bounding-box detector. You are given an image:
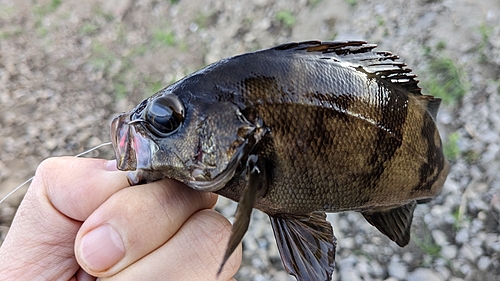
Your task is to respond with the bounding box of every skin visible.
[0,157,241,280]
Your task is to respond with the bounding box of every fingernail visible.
[105,160,118,171]
[79,224,125,272]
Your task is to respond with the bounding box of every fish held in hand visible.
[110,41,449,281]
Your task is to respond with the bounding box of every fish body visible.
[111,41,449,281]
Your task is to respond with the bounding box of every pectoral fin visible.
[270,212,336,281]
[217,155,268,275]
[361,200,417,247]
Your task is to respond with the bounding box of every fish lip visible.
[110,114,154,171]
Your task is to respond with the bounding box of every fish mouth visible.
[110,113,155,171]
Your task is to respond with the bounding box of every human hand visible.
[0,157,241,280]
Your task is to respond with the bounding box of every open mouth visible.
[110,113,153,171]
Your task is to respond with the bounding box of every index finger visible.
[0,157,131,280]
[37,157,130,221]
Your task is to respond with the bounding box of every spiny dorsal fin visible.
[416,95,442,121]
[361,201,417,247]
[273,40,422,96]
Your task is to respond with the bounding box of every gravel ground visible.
[1,0,499,280]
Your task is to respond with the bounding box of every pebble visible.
[477,256,491,271]
[339,268,363,281]
[388,261,408,280]
[455,228,469,244]
[342,237,355,249]
[407,268,442,281]
[441,245,458,260]
[432,229,448,246]
[459,244,479,261]
[337,255,358,269]
[435,265,451,280]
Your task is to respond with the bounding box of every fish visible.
[110,40,449,281]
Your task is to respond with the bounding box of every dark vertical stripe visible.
[366,86,408,187]
[413,113,445,192]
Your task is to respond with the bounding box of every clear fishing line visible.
[0,142,112,204]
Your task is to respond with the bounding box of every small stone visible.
[402,252,413,263]
[460,244,478,261]
[388,261,408,280]
[407,268,442,281]
[490,241,500,252]
[441,245,458,259]
[435,265,451,280]
[432,229,448,246]
[460,263,472,275]
[342,237,355,249]
[337,255,357,269]
[253,274,266,281]
[455,228,469,244]
[271,271,293,280]
[355,259,370,276]
[370,260,384,276]
[340,268,363,281]
[477,256,491,271]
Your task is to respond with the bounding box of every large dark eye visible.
[145,94,184,137]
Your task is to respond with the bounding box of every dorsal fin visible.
[416,95,442,121]
[273,41,422,96]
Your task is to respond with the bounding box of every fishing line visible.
[0,142,113,204]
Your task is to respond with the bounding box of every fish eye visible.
[145,94,184,137]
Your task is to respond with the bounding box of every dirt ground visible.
[1,0,500,280]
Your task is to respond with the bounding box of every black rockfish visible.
[111,41,449,281]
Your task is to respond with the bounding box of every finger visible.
[0,157,129,280]
[101,209,242,281]
[37,157,130,220]
[75,268,97,281]
[75,178,218,276]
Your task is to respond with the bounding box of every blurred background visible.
[0,0,499,280]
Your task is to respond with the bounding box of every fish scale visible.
[111,40,449,281]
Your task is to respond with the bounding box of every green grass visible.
[34,0,62,17]
[443,131,461,161]
[194,12,211,30]
[452,208,465,231]
[113,82,128,100]
[276,11,296,28]
[344,0,359,7]
[153,29,176,47]
[0,5,16,20]
[0,29,23,40]
[476,24,493,64]
[412,222,442,260]
[80,22,99,36]
[424,57,467,105]
[89,43,116,71]
[463,149,480,164]
[32,0,63,38]
[307,0,323,6]
[376,15,385,26]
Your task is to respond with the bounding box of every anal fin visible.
[270,212,336,281]
[361,201,417,247]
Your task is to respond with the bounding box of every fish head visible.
[111,79,261,192]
